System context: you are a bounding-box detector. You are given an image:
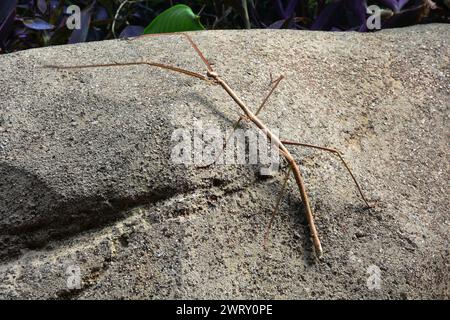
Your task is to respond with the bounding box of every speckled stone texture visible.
[0,24,448,299]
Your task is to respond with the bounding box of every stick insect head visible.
[206,70,219,80]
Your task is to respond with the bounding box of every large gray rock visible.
[0,24,448,299]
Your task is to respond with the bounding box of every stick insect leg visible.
[255,75,284,117]
[45,33,215,82]
[43,61,208,81]
[197,75,285,169]
[263,166,291,249]
[281,140,372,208]
[135,32,214,72]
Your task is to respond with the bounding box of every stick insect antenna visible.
[135,32,214,72]
[44,61,208,81]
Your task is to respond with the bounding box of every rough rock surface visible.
[0,24,448,299]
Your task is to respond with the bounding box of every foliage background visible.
[0,0,448,53]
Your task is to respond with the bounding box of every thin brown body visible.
[209,72,323,256]
[44,32,372,258]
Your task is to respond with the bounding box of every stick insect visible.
[45,33,372,258]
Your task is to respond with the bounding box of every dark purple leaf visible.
[49,0,60,11]
[87,26,105,42]
[275,0,300,19]
[23,18,55,30]
[376,0,412,12]
[0,1,16,48]
[0,0,17,23]
[13,27,27,36]
[37,0,47,14]
[345,0,367,25]
[95,6,109,21]
[0,9,15,35]
[285,0,300,18]
[268,19,287,29]
[311,2,342,30]
[268,15,296,29]
[376,0,399,11]
[275,0,287,18]
[312,0,368,31]
[97,0,114,16]
[119,25,144,38]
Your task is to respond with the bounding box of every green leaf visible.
[143,4,205,34]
